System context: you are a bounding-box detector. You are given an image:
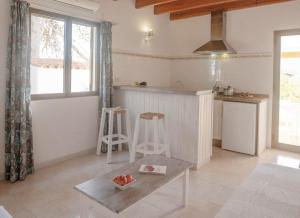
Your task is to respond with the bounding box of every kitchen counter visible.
[114,85,214,168]
[114,86,268,103]
[215,93,269,104]
[114,85,211,96]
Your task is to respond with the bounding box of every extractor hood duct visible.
[194,11,236,55]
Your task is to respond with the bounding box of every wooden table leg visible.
[183,168,190,207]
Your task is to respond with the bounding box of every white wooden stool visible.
[130,112,171,163]
[97,107,132,163]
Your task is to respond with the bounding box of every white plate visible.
[139,165,167,175]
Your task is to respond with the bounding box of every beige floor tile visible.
[0,148,300,218]
[0,195,36,218]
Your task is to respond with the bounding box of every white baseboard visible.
[35,147,95,170]
[0,147,96,181]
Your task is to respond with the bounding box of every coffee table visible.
[75,155,193,217]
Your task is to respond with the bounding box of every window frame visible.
[30,9,100,101]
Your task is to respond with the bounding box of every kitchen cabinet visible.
[221,100,267,155]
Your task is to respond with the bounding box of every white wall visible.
[169,1,300,148]
[169,1,300,89]
[100,0,171,87]
[31,97,98,166]
[170,57,273,93]
[169,1,300,55]
[101,0,171,56]
[113,54,170,86]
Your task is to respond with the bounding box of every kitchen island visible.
[113,85,214,168]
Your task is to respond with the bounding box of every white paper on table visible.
[139,165,167,175]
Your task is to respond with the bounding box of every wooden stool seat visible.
[140,112,164,120]
[114,107,126,114]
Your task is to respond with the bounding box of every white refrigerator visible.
[222,101,257,155]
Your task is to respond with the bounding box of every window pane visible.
[31,14,65,94]
[71,23,96,93]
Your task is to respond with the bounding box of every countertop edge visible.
[113,86,268,102]
[215,94,269,104]
[114,85,211,96]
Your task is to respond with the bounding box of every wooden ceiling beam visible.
[155,0,237,14]
[170,0,255,20]
[135,0,177,9]
[256,0,292,4]
[170,0,292,20]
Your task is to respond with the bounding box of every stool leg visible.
[97,108,106,155]
[130,116,140,163]
[153,116,159,155]
[107,111,114,163]
[162,118,171,158]
[117,113,122,152]
[144,120,149,157]
[125,110,132,155]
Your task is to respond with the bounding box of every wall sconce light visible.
[210,54,217,59]
[222,53,229,59]
[143,29,154,42]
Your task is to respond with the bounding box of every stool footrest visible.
[135,143,167,155]
[136,148,165,155]
[102,134,130,145]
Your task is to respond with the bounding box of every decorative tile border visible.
[112,49,273,60]
[170,52,273,60]
[112,49,171,60]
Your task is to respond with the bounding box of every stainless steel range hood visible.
[194,11,236,55]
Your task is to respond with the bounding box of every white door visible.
[273,30,300,152]
[222,101,257,155]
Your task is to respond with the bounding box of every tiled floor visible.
[1,147,300,218]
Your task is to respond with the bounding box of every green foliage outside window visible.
[280,73,300,103]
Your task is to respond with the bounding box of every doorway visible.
[273,29,300,152]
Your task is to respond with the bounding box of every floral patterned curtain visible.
[98,21,113,153]
[5,0,34,183]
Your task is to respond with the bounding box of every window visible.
[31,15,65,94]
[71,23,97,92]
[30,10,99,99]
